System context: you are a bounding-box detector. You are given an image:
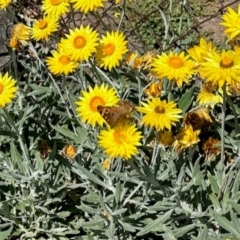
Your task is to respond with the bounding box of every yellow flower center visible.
[0,83,4,94]
[103,43,115,56]
[168,56,184,68]
[50,0,62,6]
[65,145,76,158]
[90,96,105,112]
[114,130,128,144]
[220,57,234,68]
[154,106,165,114]
[38,20,48,30]
[74,36,86,49]
[59,55,70,65]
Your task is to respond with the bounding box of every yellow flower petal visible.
[95,31,128,70]
[76,84,119,127]
[98,124,142,160]
[137,98,182,131]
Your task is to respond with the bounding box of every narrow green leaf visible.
[207,173,220,193]
[48,227,68,233]
[82,219,105,228]
[107,222,115,239]
[51,109,69,118]
[230,201,240,214]
[209,193,221,209]
[211,211,240,237]
[178,86,194,113]
[68,94,78,116]
[111,208,127,216]
[118,220,136,232]
[0,226,13,240]
[198,227,210,240]
[10,142,31,176]
[77,203,101,215]
[230,209,240,230]
[115,182,121,204]
[51,124,85,144]
[137,209,173,236]
[27,85,50,96]
[172,224,195,238]
[57,211,71,218]
[222,188,230,210]
[72,164,112,190]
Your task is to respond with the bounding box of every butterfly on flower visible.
[97,100,135,128]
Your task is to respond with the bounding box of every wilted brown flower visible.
[183,107,212,131]
[202,137,221,161]
[157,130,175,146]
[38,140,51,160]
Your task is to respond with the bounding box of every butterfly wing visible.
[97,105,117,128]
[97,100,135,128]
[118,100,135,116]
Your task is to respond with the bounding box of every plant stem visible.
[225,92,238,134]
[220,84,226,163]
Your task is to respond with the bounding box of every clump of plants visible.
[1,0,240,239]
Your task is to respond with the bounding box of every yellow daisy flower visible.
[8,23,30,50]
[152,51,196,87]
[76,84,119,127]
[71,0,105,13]
[46,49,79,75]
[173,125,200,151]
[0,72,17,107]
[95,31,128,71]
[199,49,240,87]
[32,16,58,41]
[188,37,217,65]
[137,98,182,131]
[10,23,31,42]
[59,25,99,62]
[197,82,222,108]
[98,124,142,160]
[220,5,240,41]
[0,0,11,9]
[42,0,70,18]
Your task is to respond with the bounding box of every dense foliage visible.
[1,0,240,239]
